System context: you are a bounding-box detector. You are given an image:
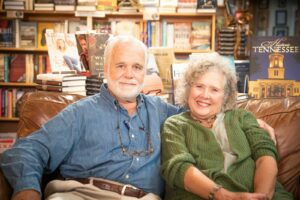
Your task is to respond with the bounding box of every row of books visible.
[1,0,218,13]
[0,19,212,51]
[0,88,29,118]
[0,19,65,48]
[0,54,50,83]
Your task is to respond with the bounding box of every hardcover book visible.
[36,84,86,92]
[36,73,87,82]
[148,47,175,90]
[87,32,109,77]
[35,79,86,86]
[249,36,300,99]
[9,54,26,82]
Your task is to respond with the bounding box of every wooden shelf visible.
[0,82,37,87]
[0,117,19,121]
[0,47,48,53]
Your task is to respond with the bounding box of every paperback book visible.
[249,36,300,99]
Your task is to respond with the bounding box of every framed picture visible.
[259,0,269,9]
[275,10,287,26]
[273,26,289,36]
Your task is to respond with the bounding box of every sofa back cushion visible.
[237,97,300,199]
[17,91,84,138]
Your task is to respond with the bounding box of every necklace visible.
[192,114,217,128]
[117,107,154,157]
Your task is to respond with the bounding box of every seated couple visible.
[0,35,291,200]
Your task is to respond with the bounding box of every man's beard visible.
[106,77,144,101]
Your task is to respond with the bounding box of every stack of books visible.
[4,0,25,10]
[36,73,87,96]
[85,75,103,96]
[235,29,248,59]
[218,27,236,56]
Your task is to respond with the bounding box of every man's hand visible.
[257,119,276,145]
[12,190,40,200]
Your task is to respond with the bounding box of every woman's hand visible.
[215,187,269,200]
[257,119,276,145]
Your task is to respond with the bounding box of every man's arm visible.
[254,156,278,200]
[257,119,276,144]
[12,190,40,200]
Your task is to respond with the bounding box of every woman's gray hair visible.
[176,53,237,112]
[104,35,148,68]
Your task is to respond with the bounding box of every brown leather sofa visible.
[0,91,299,200]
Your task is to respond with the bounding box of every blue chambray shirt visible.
[0,84,181,197]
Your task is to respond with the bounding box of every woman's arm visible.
[254,156,278,200]
[184,166,268,200]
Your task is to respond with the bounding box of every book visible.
[87,32,109,77]
[9,54,26,82]
[142,52,164,95]
[173,22,191,50]
[45,31,82,73]
[35,79,86,86]
[159,0,177,13]
[117,0,139,13]
[177,0,197,13]
[249,36,300,99]
[19,21,38,48]
[190,21,211,50]
[36,84,86,92]
[148,47,175,90]
[0,20,14,47]
[96,0,117,11]
[37,22,55,50]
[54,4,75,11]
[171,61,189,104]
[36,73,87,82]
[75,32,89,71]
[68,20,88,33]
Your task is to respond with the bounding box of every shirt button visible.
[125,174,130,179]
[131,134,135,138]
[136,158,139,162]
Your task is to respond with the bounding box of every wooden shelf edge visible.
[0,82,37,87]
[0,47,48,52]
[0,117,19,121]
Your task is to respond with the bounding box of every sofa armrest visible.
[0,167,12,200]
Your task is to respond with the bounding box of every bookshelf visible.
[0,8,216,132]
